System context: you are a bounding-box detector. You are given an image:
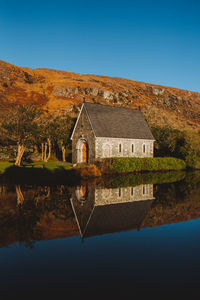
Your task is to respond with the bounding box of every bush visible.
[185,152,200,169]
[100,157,186,174]
[76,164,101,178]
[151,126,200,161]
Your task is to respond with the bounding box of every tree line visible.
[151,126,200,168]
[0,104,75,166]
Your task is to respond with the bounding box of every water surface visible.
[1,171,200,298]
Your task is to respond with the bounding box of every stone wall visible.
[94,184,154,206]
[95,137,154,159]
[71,106,95,164]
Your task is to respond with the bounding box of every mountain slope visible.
[0,59,200,131]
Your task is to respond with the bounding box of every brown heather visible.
[0,59,200,131]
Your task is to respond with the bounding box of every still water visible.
[1,171,200,298]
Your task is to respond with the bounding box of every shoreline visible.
[0,157,191,184]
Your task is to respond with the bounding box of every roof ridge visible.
[84,102,139,111]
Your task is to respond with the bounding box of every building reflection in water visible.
[70,184,155,239]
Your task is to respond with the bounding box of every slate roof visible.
[84,102,155,140]
[77,200,153,238]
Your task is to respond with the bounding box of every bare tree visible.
[0,104,41,166]
[53,115,74,161]
[37,114,57,162]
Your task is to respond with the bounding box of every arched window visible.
[143,144,146,153]
[119,144,122,153]
[131,144,134,153]
[103,143,111,157]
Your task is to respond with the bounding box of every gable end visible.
[71,103,96,140]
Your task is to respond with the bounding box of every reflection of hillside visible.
[36,212,78,241]
[0,185,79,248]
[71,184,154,238]
[143,185,200,228]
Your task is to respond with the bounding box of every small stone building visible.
[71,102,155,164]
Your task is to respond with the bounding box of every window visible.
[143,144,146,153]
[118,188,122,197]
[142,185,149,195]
[131,144,134,153]
[130,187,134,196]
[119,143,122,153]
[142,185,146,195]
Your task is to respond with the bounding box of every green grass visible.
[0,161,72,174]
[0,161,13,173]
[31,161,72,171]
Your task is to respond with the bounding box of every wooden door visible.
[81,185,87,197]
[82,142,88,163]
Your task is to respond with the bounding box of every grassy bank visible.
[0,161,73,173]
[0,157,187,183]
[0,161,101,184]
[0,162,14,173]
[31,161,72,171]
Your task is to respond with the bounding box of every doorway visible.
[76,139,89,163]
[82,141,88,163]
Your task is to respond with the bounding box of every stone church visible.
[71,102,155,164]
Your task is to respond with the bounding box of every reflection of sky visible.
[1,218,200,296]
[1,0,200,92]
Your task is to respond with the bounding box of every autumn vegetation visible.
[0,104,75,166]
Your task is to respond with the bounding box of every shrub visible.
[185,152,200,169]
[100,157,186,174]
[76,164,101,178]
[151,126,200,161]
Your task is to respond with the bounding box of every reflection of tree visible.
[0,184,74,249]
[154,171,200,207]
[34,186,51,206]
[105,171,186,188]
[16,185,24,207]
[0,185,7,195]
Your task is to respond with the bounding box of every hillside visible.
[0,59,200,131]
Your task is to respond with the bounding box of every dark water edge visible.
[0,163,188,185]
[1,171,200,298]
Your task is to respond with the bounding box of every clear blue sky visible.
[1,0,200,92]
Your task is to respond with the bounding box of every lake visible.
[1,171,200,298]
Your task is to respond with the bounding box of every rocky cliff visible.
[0,59,200,131]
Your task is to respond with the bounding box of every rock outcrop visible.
[0,59,200,131]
